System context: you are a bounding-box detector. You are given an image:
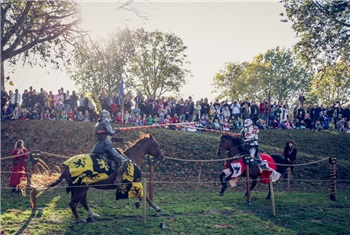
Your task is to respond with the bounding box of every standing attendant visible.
[283,141,297,175]
[9,140,29,193]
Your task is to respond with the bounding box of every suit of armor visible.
[92,110,127,170]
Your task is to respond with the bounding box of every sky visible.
[4,0,299,101]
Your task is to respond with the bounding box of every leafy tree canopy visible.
[1,1,82,86]
[281,0,350,68]
[129,30,191,99]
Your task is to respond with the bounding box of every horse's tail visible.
[271,154,288,174]
[30,167,67,191]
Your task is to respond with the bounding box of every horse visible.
[30,133,164,223]
[217,134,287,200]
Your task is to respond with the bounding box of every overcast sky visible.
[4,0,298,101]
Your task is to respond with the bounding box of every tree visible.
[212,62,250,101]
[281,0,350,67]
[68,29,137,95]
[309,60,350,105]
[1,1,82,87]
[246,47,312,102]
[213,47,311,103]
[129,30,190,99]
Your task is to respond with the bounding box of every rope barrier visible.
[1,178,349,190]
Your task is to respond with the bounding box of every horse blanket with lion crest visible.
[63,153,143,199]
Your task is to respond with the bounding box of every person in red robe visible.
[9,140,29,193]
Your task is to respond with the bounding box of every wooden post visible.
[149,165,154,202]
[329,156,337,201]
[270,176,276,216]
[196,167,202,200]
[30,164,38,209]
[142,179,147,224]
[246,165,251,205]
[287,167,291,192]
[29,150,41,210]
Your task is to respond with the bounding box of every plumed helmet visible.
[100,110,111,121]
[244,119,253,127]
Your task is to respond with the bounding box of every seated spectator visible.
[337,118,346,131]
[322,114,329,129]
[213,118,221,130]
[75,111,84,121]
[50,108,57,120]
[304,114,312,129]
[315,120,322,131]
[44,109,51,120]
[272,119,279,129]
[300,120,306,129]
[124,110,130,124]
[146,114,154,125]
[222,118,230,131]
[66,109,75,121]
[115,112,122,124]
[11,105,22,120]
[83,110,90,122]
[256,119,266,130]
[20,108,30,120]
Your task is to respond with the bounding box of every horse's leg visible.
[69,188,88,223]
[219,172,228,196]
[140,195,161,212]
[80,189,100,218]
[245,177,257,197]
[265,183,272,200]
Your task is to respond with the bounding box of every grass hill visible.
[1,120,350,188]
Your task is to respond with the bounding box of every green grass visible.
[1,187,350,235]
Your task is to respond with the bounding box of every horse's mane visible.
[221,134,245,153]
[125,132,152,150]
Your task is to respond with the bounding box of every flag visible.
[118,79,124,106]
[84,92,102,112]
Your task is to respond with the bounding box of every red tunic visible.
[9,148,29,187]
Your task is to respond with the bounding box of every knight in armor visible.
[240,118,267,169]
[92,110,128,184]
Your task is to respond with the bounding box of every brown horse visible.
[217,134,287,201]
[30,133,164,222]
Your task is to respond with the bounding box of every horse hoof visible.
[135,202,140,209]
[265,197,270,200]
[155,208,162,213]
[91,213,100,218]
[86,217,94,223]
[219,193,224,196]
[76,219,87,223]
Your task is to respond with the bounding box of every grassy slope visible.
[1,121,350,234]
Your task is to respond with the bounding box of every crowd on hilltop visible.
[1,86,350,133]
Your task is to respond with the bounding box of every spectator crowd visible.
[1,86,350,133]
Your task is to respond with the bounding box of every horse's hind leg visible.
[219,172,227,196]
[141,196,161,212]
[265,183,272,200]
[245,178,257,197]
[80,190,100,218]
[69,188,88,223]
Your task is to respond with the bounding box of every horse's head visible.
[145,133,164,163]
[217,135,243,157]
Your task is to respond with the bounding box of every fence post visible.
[287,167,291,192]
[29,150,41,210]
[244,156,252,205]
[329,156,337,201]
[143,178,147,224]
[196,166,202,200]
[269,176,276,216]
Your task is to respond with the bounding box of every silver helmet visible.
[100,110,111,121]
[244,119,253,127]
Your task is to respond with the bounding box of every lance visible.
[117,122,196,131]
